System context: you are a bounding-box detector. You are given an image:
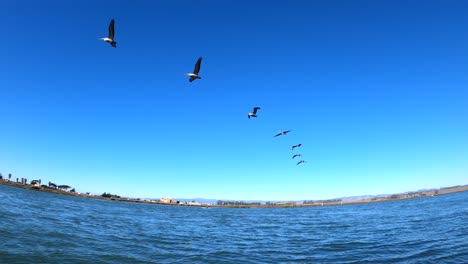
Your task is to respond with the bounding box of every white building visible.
[160,197,175,203]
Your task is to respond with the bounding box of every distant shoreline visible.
[0,180,466,208]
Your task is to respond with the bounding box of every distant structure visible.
[160,197,177,204]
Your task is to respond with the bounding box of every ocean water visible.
[0,185,466,264]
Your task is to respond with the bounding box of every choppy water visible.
[0,184,466,263]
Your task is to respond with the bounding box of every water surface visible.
[0,184,466,263]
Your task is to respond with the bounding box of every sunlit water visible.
[0,184,466,263]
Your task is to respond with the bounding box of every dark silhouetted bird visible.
[185,57,202,82]
[274,130,292,137]
[248,107,261,119]
[292,144,302,151]
[296,160,306,165]
[100,19,117,47]
[292,154,302,159]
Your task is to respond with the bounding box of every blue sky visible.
[1,1,467,200]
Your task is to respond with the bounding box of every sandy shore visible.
[1,179,466,208]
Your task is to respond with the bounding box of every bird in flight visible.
[100,19,117,48]
[248,107,261,119]
[185,57,202,82]
[292,144,302,151]
[296,160,307,165]
[274,130,292,137]
[292,154,302,159]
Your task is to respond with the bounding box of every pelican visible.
[185,57,202,82]
[297,160,307,165]
[248,107,261,119]
[292,154,302,159]
[274,130,292,137]
[292,144,302,151]
[100,19,117,47]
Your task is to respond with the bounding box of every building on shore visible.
[160,197,178,204]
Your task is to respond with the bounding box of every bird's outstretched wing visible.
[189,76,197,82]
[253,107,260,114]
[275,130,291,137]
[108,19,115,39]
[292,143,302,150]
[193,57,202,74]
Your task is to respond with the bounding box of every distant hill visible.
[175,198,270,204]
[336,194,390,201]
[174,198,219,204]
[151,198,273,204]
[149,185,467,205]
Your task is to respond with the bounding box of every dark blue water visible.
[0,184,466,263]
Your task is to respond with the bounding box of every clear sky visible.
[1,1,467,201]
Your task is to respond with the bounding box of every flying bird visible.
[100,19,117,47]
[274,130,292,137]
[292,154,302,159]
[248,107,261,119]
[296,160,307,165]
[292,144,302,151]
[185,57,202,82]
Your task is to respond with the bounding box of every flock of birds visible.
[99,19,306,166]
[247,107,307,165]
[274,130,307,166]
[99,19,203,82]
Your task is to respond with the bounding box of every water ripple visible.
[0,185,467,263]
